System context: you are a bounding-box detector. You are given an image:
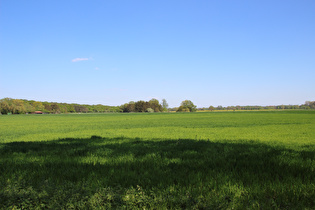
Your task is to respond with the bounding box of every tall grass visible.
[1,111,315,208]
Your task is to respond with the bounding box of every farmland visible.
[1,111,315,209]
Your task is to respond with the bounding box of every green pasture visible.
[1,111,315,209]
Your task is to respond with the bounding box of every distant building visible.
[34,111,43,114]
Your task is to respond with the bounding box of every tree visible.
[307,101,315,109]
[209,105,215,111]
[0,98,12,114]
[59,103,68,113]
[74,105,88,113]
[12,99,26,114]
[33,101,44,111]
[24,102,35,113]
[149,98,162,112]
[122,101,135,112]
[43,103,52,113]
[179,100,197,112]
[162,99,169,112]
[135,100,149,112]
[51,103,60,114]
[66,104,75,113]
[176,106,190,112]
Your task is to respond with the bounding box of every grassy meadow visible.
[1,111,315,209]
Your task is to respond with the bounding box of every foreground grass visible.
[1,111,315,209]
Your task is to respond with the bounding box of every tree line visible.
[0,98,121,114]
[121,99,169,112]
[0,98,170,114]
[0,97,314,115]
[200,101,315,111]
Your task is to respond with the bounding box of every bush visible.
[146,108,154,113]
[176,106,190,112]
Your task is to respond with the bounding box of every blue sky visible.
[1,0,314,107]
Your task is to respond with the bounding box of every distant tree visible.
[93,104,107,113]
[176,106,190,112]
[66,104,75,113]
[24,102,35,113]
[122,101,136,112]
[309,101,315,109]
[179,100,197,112]
[59,103,68,113]
[33,101,44,111]
[51,103,60,114]
[74,105,88,113]
[12,99,26,114]
[209,106,215,111]
[110,106,123,112]
[162,99,169,112]
[0,98,12,114]
[149,98,162,112]
[300,105,310,109]
[43,103,52,113]
[135,100,150,112]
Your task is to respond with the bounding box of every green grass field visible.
[1,111,315,209]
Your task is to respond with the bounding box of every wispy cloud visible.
[71,58,89,62]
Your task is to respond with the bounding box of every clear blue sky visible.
[1,0,314,107]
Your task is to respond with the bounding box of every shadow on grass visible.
[1,136,315,208]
